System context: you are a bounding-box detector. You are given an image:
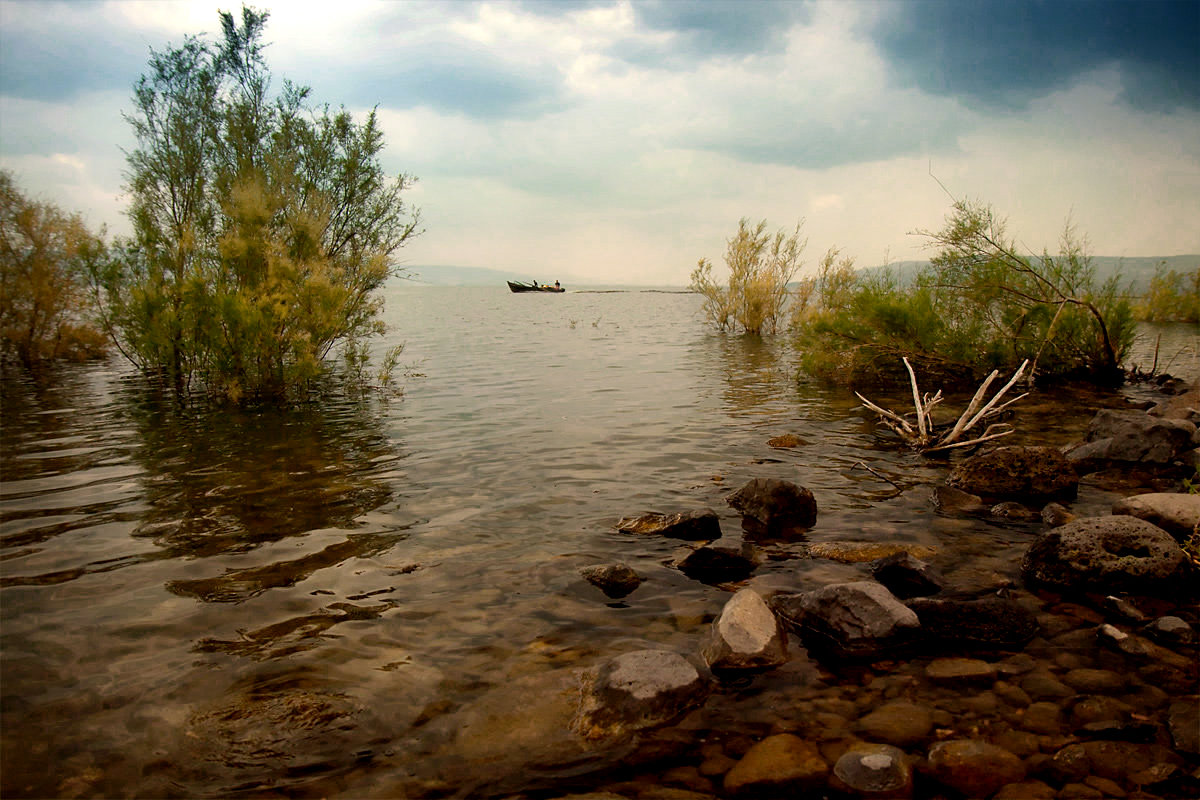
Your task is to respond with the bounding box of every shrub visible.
[1135,263,1200,323]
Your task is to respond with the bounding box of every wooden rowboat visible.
[508,280,565,293]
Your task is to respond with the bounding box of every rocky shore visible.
[390,381,1199,800]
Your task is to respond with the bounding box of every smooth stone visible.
[1020,671,1074,701]
[869,552,945,599]
[702,588,788,672]
[924,657,998,686]
[854,700,933,747]
[1019,701,1064,736]
[616,509,721,540]
[574,650,709,741]
[1112,492,1200,538]
[1145,614,1196,645]
[931,484,987,514]
[722,733,829,795]
[726,477,817,535]
[772,581,919,657]
[580,563,644,598]
[926,739,1026,799]
[829,743,913,799]
[1168,700,1200,754]
[1063,668,1127,694]
[675,542,760,584]
[994,780,1057,799]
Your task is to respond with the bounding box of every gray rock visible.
[1020,515,1192,596]
[947,445,1078,502]
[905,596,1039,649]
[829,743,913,798]
[675,542,760,584]
[580,563,644,598]
[926,739,1026,798]
[869,552,945,599]
[726,477,817,537]
[1102,594,1147,622]
[1145,614,1196,645]
[702,588,788,673]
[1112,492,1200,538]
[616,509,721,540]
[772,581,919,657]
[574,650,709,741]
[1070,408,1199,465]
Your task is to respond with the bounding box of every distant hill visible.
[854,255,1198,292]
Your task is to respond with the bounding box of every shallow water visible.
[1,286,1195,798]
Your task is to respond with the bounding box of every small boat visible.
[507,280,565,293]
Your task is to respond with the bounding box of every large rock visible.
[905,596,1039,649]
[702,588,788,673]
[926,739,1026,798]
[579,563,644,598]
[675,542,760,584]
[1020,516,1192,596]
[722,733,829,795]
[870,552,945,599]
[616,509,721,540]
[573,650,709,741]
[1068,408,1198,465]
[946,446,1078,501]
[1111,492,1200,538]
[772,581,919,657]
[726,478,817,537]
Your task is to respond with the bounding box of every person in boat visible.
[554,280,560,289]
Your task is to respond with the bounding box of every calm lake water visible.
[1,285,1196,798]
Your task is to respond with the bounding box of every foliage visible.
[795,200,1136,387]
[691,218,806,335]
[89,7,420,402]
[1134,263,1200,323]
[0,171,109,367]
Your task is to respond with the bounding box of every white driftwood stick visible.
[902,358,928,439]
[923,425,1015,453]
[957,359,1028,436]
[855,392,916,435]
[943,368,1000,444]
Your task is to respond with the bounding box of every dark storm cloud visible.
[875,0,1200,112]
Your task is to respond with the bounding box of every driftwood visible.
[856,359,1029,453]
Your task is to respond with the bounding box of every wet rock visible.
[574,650,709,741]
[1020,515,1192,596]
[1063,668,1127,694]
[617,509,721,541]
[946,445,1078,502]
[925,739,1026,799]
[726,478,817,537]
[580,563,644,598]
[994,780,1057,799]
[807,542,937,563]
[1042,502,1077,527]
[869,552,945,599]
[722,733,828,795]
[1019,701,1064,735]
[1145,614,1196,645]
[1168,700,1200,754]
[771,581,919,658]
[675,542,760,584]
[854,700,933,747]
[1103,594,1148,622]
[1069,695,1134,728]
[767,434,805,448]
[924,657,998,686]
[829,743,913,799]
[1021,672,1074,702]
[1070,408,1198,465]
[931,484,987,515]
[1097,624,1194,669]
[1112,492,1200,538]
[1049,740,1184,786]
[905,595,1039,649]
[991,501,1039,520]
[702,588,788,673]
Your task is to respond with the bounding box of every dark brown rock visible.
[675,542,760,584]
[905,595,1039,649]
[722,733,828,795]
[947,445,1078,502]
[726,478,817,536]
[925,739,1026,798]
[870,552,945,599]
[616,509,721,540]
[580,563,644,598]
[854,700,933,747]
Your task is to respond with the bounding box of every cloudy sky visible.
[2,0,1197,285]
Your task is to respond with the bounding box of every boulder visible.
[829,743,913,799]
[946,446,1078,502]
[1020,516,1192,596]
[870,552,945,599]
[722,733,828,795]
[616,509,721,540]
[905,596,1039,649]
[675,542,760,584]
[573,650,709,741]
[726,478,817,537]
[772,581,919,658]
[1069,408,1198,465]
[702,588,788,673]
[579,564,644,598]
[1111,492,1200,538]
[926,739,1026,798]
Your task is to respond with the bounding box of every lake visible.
[1,284,1196,797]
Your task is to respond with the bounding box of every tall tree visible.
[93,6,420,401]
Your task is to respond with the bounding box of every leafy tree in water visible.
[1135,263,1200,323]
[691,218,806,335]
[0,171,109,367]
[91,7,419,402]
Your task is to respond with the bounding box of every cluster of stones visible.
[547,385,1200,798]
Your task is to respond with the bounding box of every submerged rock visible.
[676,542,760,584]
[870,552,945,599]
[580,563,644,598]
[1020,516,1192,596]
[722,733,828,795]
[905,595,1039,649]
[854,700,933,747]
[702,587,788,673]
[946,445,1078,502]
[772,581,919,658]
[574,650,709,741]
[830,743,913,799]
[1111,492,1200,538]
[767,434,805,448]
[726,477,817,537]
[926,739,1026,798]
[931,484,987,515]
[616,509,721,540]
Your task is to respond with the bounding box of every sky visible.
[1,0,1198,286]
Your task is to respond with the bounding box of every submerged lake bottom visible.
[1,287,1197,798]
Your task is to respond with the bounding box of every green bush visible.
[1134,264,1200,323]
